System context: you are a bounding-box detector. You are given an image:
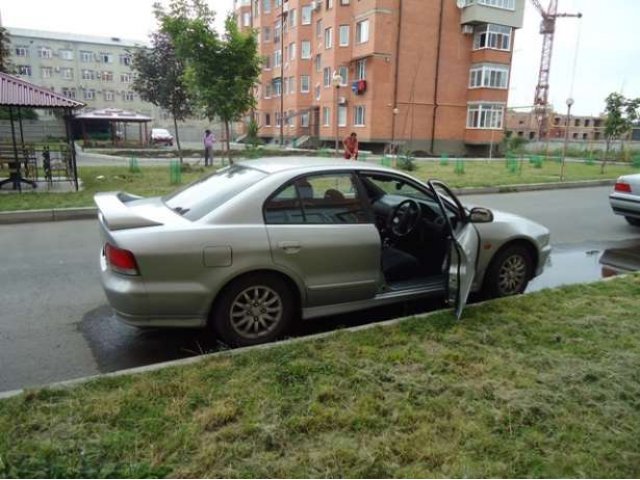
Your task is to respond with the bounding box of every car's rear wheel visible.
[483,244,533,298]
[625,216,640,227]
[210,273,294,347]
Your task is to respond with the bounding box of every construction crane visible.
[530,0,582,139]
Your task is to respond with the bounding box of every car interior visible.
[357,173,454,290]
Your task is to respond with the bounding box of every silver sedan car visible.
[95,158,551,346]
[609,173,640,226]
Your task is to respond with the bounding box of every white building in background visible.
[6,27,162,119]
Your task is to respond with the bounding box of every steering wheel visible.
[388,199,422,237]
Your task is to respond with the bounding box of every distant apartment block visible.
[236,0,525,154]
[506,109,606,142]
[6,27,159,117]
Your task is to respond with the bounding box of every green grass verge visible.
[0,159,636,212]
[1,276,640,477]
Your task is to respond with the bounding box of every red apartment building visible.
[235,0,524,154]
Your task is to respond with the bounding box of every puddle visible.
[527,241,640,293]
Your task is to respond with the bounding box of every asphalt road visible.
[1,185,638,393]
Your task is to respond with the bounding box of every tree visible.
[132,10,193,164]
[0,26,12,73]
[158,0,261,163]
[601,93,640,173]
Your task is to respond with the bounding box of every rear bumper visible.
[100,251,207,328]
[610,193,640,218]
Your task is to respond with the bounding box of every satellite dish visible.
[456,0,466,8]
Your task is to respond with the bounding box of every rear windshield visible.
[163,165,267,220]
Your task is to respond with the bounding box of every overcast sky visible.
[1,0,638,116]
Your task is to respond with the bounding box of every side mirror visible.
[469,207,493,223]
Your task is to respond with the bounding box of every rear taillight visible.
[105,243,140,276]
[614,182,632,193]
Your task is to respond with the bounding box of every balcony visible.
[459,0,525,29]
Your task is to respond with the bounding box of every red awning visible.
[0,72,85,109]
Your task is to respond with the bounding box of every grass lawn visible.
[0,158,637,212]
[1,276,640,478]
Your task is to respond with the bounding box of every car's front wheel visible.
[210,273,295,347]
[625,216,640,227]
[483,244,533,298]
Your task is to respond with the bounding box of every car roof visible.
[236,156,397,175]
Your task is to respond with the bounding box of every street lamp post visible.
[561,97,574,181]
[332,71,342,156]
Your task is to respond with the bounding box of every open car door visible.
[427,180,480,318]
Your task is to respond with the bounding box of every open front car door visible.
[427,180,480,319]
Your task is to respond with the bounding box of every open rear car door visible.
[427,180,480,318]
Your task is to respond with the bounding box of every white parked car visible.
[150,128,174,146]
[609,173,640,226]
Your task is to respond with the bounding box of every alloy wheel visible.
[229,285,283,339]
[497,254,528,295]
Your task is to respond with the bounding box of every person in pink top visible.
[343,132,359,160]
[203,129,215,166]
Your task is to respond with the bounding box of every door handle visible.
[278,241,301,253]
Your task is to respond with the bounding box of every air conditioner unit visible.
[54,67,61,72]
[311,0,321,11]
[283,2,289,11]
[461,24,474,35]
[338,96,347,105]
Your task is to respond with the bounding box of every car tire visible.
[483,244,533,299]
[625,216,640,227]
[210,273,295,347]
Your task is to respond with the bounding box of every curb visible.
[0,307,440,400]
[0,180,614,225]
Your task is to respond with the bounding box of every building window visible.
[289,76,296,93]
[289,42,296,61]
[273,49,282,68]
[61,87,76,99]
[315,84,321,100]
[243,12,251,26]
[356,19,369,44]
[464,0,515,10]
[340,0,350,3]
[41,67,53,79]
[324,27,333,49]
[80,51,93,62]
[273,78,282,96]
[263,26,271,42]
[301,5,312,25]
[124,91,135,102]
[466,103,504,129]
[60,49,74,60]
[354,105,365,126]
[62,68,73,80]
[323,67,332,87]
[264,84,272,98]
[263,0,271,13]
[356,59,366,80]
[301,40,311,59]
[339,25,350,46]
[15,46,29,57]
[99,52,113,63]
[274,20,281,43]
[315,54,322,72]
[326,0,333,8]
[300,75,310,93]
[473,24,512,51]
[101,71,113,82]
[316,19,323,38]
[338,105,347,126]
[81,69,95,80]
[275,111,282,127]
[38,47,52,59]
[322,106,330,126]
[263,54,272,70]
[121,73,132,83]
[104,90,114,101]
[265,112,271,126]
[301,111,310,127]
[119,54,132,66]
[17,65,31,76]
[287,110,295,127]
[469,63,509,89]
[338,66,348,86]
[84,89,96,100]
[289,8,296,27]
